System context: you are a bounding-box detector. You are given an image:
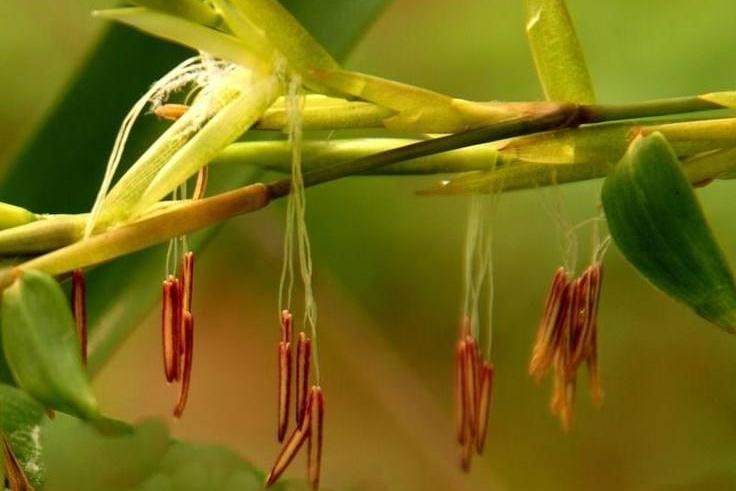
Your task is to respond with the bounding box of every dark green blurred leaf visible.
[602,132,736,331]
[2,270,98,419]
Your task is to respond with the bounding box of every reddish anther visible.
[455,339,468,444]
[530,268,571,380]
[295,332,312,426]
[307,386,325,490]
[174,311,194,418]
[71,269,88,365]
[462,337,479,439]
[280,310,293,344]
[154,103,189,121]
[162,275,182,383]
[277,341,292,442]
[265,392,313,488]
[476,361,495,454]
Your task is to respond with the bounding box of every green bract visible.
[1,270,99,418]
[602,132,736,331]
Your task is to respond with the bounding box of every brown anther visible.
[192,166,209,200]
[3,436,33,491]
[179,252,195,356]
[162,275,182,383]
[295,332,312,426]
[307,386,324,490]
[265,392,313,488]
[280,310,293,344]
[461,336,479,441]
[277,340,292,442]
[154,103,189,121]
[173,311,194,419]
[475,361,494,454]
[71,269,87,365]
[460,428,474,473]
[530,268,572,380]
[455,339,468,444]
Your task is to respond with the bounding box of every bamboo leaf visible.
[1,270,99,419]
[0,384,46,488]
[93,7,269,72]
[524,0,596,103]
[601,132,736,331]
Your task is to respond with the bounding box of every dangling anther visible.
[174,311,194,419]
[530,268,571,381]
[3,436,33,491]
[162,275,182,383]
[455,339,468,444]
[462,337,479,441]
[71,269,88,365]
[475,361,495,454]
[295,332,312,426]
[265,392,313,488]
[154,103,189,121]
[307,386,325,490]
[277,310,293,442]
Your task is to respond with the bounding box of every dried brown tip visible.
[307,386,324,490]
[173,311,194,419]
[475,361,495,454]
[162,276,182,383]
[295,332,312,426]
[277,341,292,442]
[154,103,189,121]
[530,268,571,380]
[71,269,87,365]
[192,166,209,200]
[3,436,34,491]
[455,340,468,444]
[265,394,313,488]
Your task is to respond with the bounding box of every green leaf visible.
[524,0,596,103]
[2,270,99,418]
[0,383,47,488]
[601,132,736,331]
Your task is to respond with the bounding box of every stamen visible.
[530,268,571,380]
[3,436,33,491]
[277,340,292,442]
[281,309,293,344]
[162,276,181,383]
[460,427,474,473]
[307,386,324,490]
[265,392,313,488]
[71,269,87,365]
[455,339,468,444]
[296,332,312,426]
[173,311,194,419]
[461,337,478,441]
[154,103,189,121]
[475,361,495,454]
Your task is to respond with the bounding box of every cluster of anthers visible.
[530,262,604,429]
[455,316,494,471]
[265,309,324,489]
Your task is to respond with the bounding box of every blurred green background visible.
[2,1,736,490]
